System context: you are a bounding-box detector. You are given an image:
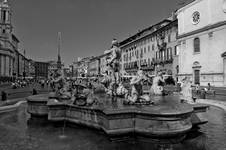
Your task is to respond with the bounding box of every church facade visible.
[177,0,226,86]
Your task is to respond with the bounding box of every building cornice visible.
[0,47,14,53]
[119,19,172,47]
[178,21,226,39]
[176,0,201,14]
[120,20,178,49]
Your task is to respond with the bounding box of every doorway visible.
[194,70,200,84]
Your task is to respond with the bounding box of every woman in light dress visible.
[180,77,194,103]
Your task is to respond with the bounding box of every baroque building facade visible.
[0,0,14,79]
[177,0,226,86]
[0,0,30,81]
[88,56,100,77]
[120,16,179,80]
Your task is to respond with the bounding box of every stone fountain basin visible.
[26,94,209,138]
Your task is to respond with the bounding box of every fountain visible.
[26,39,209,142]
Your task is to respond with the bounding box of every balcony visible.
[154,58,173,66]
[125,65,139,71]
[157,42,167,51]
[140,64,155,71]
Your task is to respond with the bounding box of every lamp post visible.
[69,64,74,78]
[23,49,26,80]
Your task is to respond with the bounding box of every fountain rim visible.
[27,93,196,117]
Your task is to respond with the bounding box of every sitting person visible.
[195,83,200,94]
[204,83,216,95]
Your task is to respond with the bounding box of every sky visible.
[9,0,191,66]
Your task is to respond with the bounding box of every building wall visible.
[177,0,226,35]
[88,58,100,76]
[121,19,178,78]
[177,0,226,86]
[178,26,226,86]
[35,62,49,79]
[99,53,110,75]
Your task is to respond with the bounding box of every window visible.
[194,37,200,53]
[194,70,200,84]
[152,44,155,51]
[169,48,172,59]
[140,48,143,58]
[168,34,171,42]
[148,46,150,52]
[166,49,169,60]
[162,51,165,60]
[144,47,146,53]
[174,46,177,55]
[2,10,6,22]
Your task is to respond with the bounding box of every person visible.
[180,77,194,103]
[195,83,200,94]
[207,83,211,90]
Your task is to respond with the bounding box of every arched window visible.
[194,37,200,53]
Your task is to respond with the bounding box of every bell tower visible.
[0,0,12,40]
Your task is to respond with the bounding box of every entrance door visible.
[224,58,226,85]
[194,70,200,84]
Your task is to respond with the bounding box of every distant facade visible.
[28,59,35,78]
[177,0,226,86]
[35,61,49,79]
[99,52,111,75]
[0,0,14,80]
[73,56,93,77]
[63,67,70,78]
[120,17,179,79]
[88,56,100,76]
[0,0,31,81]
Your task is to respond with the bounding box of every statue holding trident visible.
[106,39,121,96]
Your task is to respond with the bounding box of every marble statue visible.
[125,70,153,104]
[50,68,71,100]
[106,39,121,96]
[150,71,165,95]
[116,82,129,98]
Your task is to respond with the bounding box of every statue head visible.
[111,39,119,47]
[137,70,144,77]
[157,71,163,77]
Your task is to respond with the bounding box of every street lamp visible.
[69,64,74,78]
[23,49,26,80]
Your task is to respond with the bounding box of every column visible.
[3,55,6,76]
[5,56,9,76]
[0,54,1,76]
[1,55,4,76]
[223,57,226,86]
[9,57,11,76]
